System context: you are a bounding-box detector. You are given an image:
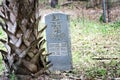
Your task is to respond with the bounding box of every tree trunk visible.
[102,0,107,23]
[0,0,51,79]
[50,0,58,8]
[107,0,111,22]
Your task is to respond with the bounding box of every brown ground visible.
[40,1,120,23]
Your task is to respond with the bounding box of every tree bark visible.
[50,0,58,8]
[0,0,51,79]
[102,0,107,23]
[107,0,111,22]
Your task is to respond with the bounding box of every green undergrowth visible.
[71,18,120,78]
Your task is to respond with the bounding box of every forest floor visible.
[40,1,120,23]
[38,1,120,80]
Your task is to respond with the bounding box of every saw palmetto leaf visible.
[38,25,47,37]
[31,48,45,64]
[39,39,46,49]
[0,39,12,55]
[0,50,7,55]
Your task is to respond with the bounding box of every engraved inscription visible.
[49,14,65,40]
[48,42,68,56]
[52,14,60,21]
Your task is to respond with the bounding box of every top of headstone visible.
[41,11,69,23]
[45,11,69,17]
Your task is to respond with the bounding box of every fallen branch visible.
[92,57,118,60]
[60,1,73,6]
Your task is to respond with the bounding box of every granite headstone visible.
[45,12,72,71]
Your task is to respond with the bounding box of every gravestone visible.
[45,12,72,71]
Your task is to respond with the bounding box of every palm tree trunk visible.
[0,0,50,79]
